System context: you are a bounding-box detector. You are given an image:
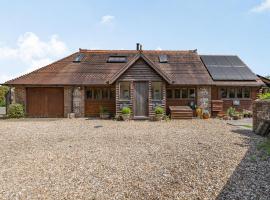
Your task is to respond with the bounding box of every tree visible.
[0,86,9,107]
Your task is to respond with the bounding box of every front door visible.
[134,82,149,117]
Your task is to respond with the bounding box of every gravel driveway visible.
[0,119,269,199]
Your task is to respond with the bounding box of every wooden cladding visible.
[26,87,64,118]
[85,86,115,117]
[119,59,162,81]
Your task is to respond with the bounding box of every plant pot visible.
[155,114,163,121]
[100,113,110,119]
[223,115,230,120]
[203,113,210,119]
[121,114,130,121]
[233,115,239,120]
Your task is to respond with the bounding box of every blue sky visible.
[0,0,269,82]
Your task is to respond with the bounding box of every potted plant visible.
[202,110,210,119]
[232,111,240,120]
[121,107,131,121]
[154,106,164,121]
[196,107,202,118]
[99,106,110,119]
[227,107,236,117]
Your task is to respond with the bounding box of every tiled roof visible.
[4,49,262,86]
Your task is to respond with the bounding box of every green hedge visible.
[8,104,24,118]
[0,86,9,107]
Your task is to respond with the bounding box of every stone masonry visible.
[253,100,270,131]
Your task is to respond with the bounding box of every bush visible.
[155,106,164,115]
[259,92,270,100]
[0,86,9,107]
[121,107,131,115]
[227,107,236,117]
[8,104,24,118]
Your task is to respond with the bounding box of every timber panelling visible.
[119,59,162,81]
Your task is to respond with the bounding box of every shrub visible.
[8,104,24,118]
[154,106,164,115]
[259,92,270,100]
[227,107,236,117]
[0,86,9,107]
[121,107,131,115]
[99,106,108,113]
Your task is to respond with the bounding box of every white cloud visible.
[101,15,115,24]
[251,0,270,12]
[0,32,68,82]
[156,47,162,51]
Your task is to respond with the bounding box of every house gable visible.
[108,54,172,84]
[118,58,163,81]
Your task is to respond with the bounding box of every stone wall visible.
[72,87,85,117]
[14,87,26,111]
[64,87,72,117]
[253,100,270,131]
[197,86,211,113]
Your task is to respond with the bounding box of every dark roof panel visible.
[200,55,258,81]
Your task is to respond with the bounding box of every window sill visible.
[119,99,131,102]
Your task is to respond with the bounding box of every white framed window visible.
[152,82,162,100]
[119,82,130,100]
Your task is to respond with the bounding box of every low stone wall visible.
[253,100,270,132]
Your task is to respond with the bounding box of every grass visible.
[242,125,252,129]
[257,139,270,156]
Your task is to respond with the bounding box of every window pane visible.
[220,88,227,98]
[166,89,172,98]
[182,88,188,98]
[189,88,195,99]
[243,88,250,98]
[175,89,180,98]
[229,88,235,98]
[94,89,102,99]
[86,89,92,99]
[120,82,130,100]
[102,88,108,99]
[236,88,242,98]
[152,82,162,100]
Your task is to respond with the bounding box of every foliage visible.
[227,107,236,117]
[154,106,164,115]
[99,106,109,114]
[259,92,270,100]
[257,139,270,156]
[7,104,24,118]
[0,86,9,107]
[121,107,131,115]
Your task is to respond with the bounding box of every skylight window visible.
[73,53,85,63]
[159,55,168,63]
[107,56,127,63]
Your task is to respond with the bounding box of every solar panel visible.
[159,55,168,63]
[201,55,257,81]
[107,56,127,63]
[73,53,85,62]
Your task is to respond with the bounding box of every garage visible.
[27,87,64,117]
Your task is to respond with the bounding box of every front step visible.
[169,106,193,120]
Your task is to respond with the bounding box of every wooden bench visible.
[169,106,193,119]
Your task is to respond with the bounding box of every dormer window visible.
[159,55,168,63]
[107,56,127,63]
[73,53,85,63]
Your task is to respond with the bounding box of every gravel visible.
[0,118,269,199]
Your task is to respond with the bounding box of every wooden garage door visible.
[27,87,64,117]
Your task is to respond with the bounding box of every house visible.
[4,44,265,118]
[257,75,270,94]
